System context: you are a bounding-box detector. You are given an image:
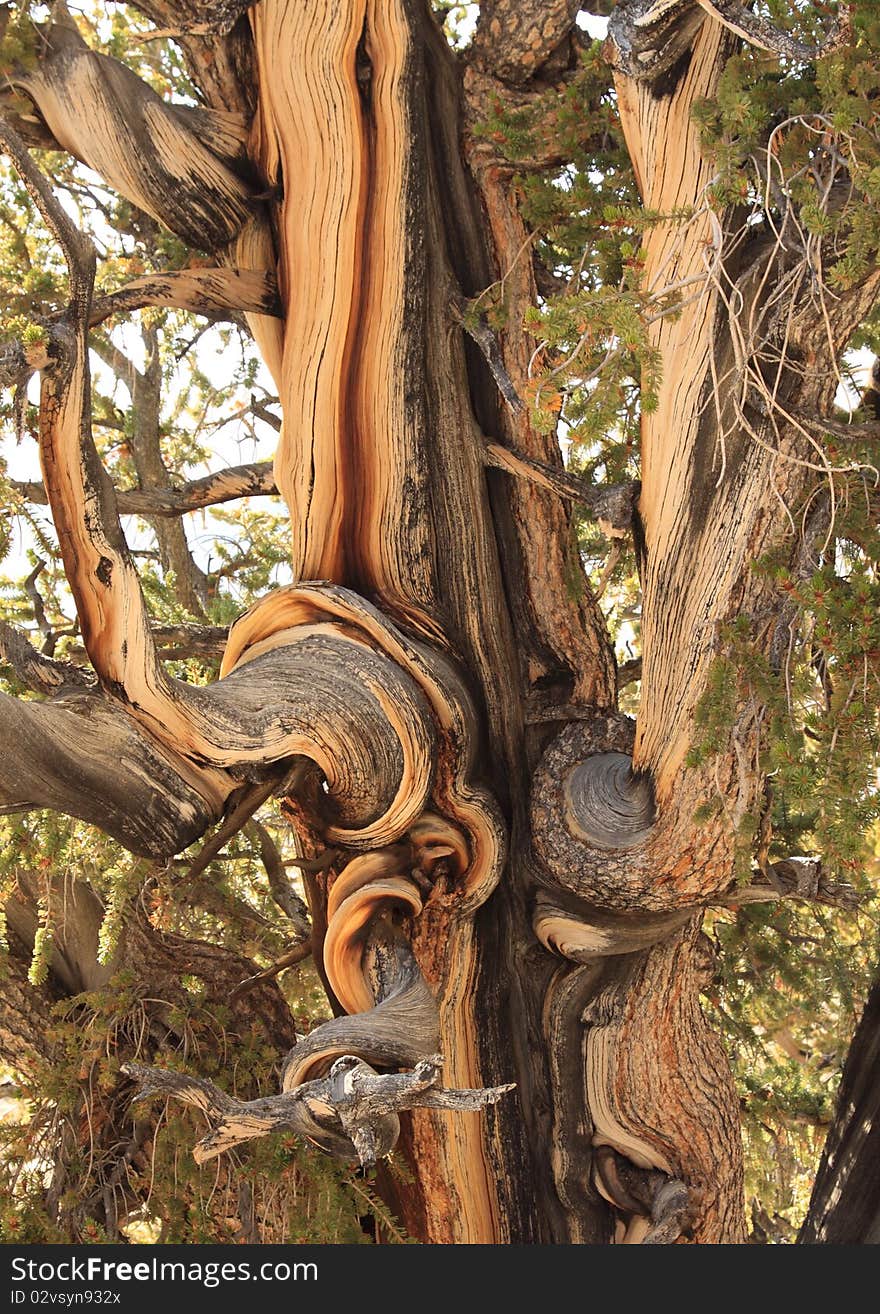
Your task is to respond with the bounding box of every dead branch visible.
[122,1054,514,1168]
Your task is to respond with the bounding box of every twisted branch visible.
[123,1053,513,1168]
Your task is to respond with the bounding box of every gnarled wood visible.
[0,686,222,857]
[5,0,865,1248]
[12,10,259,251]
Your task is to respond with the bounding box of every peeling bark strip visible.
[248,0,435,622]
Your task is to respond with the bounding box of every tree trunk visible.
[799,972,880,1244]
[1,0,871,1245]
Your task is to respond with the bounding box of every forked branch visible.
[123,1054,514,1168]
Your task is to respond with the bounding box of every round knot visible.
[564,752,655,850]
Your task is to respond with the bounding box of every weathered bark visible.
[12,461,277,519]
[1,0,875,1247]
[799,973,880,1244]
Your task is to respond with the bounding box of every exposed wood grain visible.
[248,0,438,628]
[88,268,281,326]
[13,15,259,251]
[583,921,746,1243]
[0,686,223,857]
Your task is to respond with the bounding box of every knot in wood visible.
[530,714,659,909]
[564,752,654,850]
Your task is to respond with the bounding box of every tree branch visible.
[11,460,278,519]
[469,0,581,84]
[246,818,311,931]
[608,0,851,84]
[122,1053,513,1168]
[10,14,259,251]
[88,268,281,327]
[0,686,221,857]
[695,0,851,62]
[0,618,93,696]
[451,295,525,414]
[484,443,638,534]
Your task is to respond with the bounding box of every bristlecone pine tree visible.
[1,0,879,1245]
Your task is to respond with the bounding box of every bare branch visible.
[228,940,312,1001]
[122,1053,514,1168]
[22,560,55,654]
[88,269,281,327]
[695,0,852,62]
[451,295,525,414]
[608,0,852,84]
[0,119,94,292]
[0,618,93,696]
[725,858,859,911]
[182,773,291,884]
[485,442,638,534]
[246,818,310,931]
[11,461,277,519]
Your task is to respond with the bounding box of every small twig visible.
[229,940,313,1003]
[450,294,525,415]
[180,771,292,884]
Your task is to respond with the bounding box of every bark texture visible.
[1,0,872,1247]
[799,974,880,1244]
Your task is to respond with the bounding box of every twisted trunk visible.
[2,0,871,1245]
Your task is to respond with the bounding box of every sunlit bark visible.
[0,0,871,1245]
